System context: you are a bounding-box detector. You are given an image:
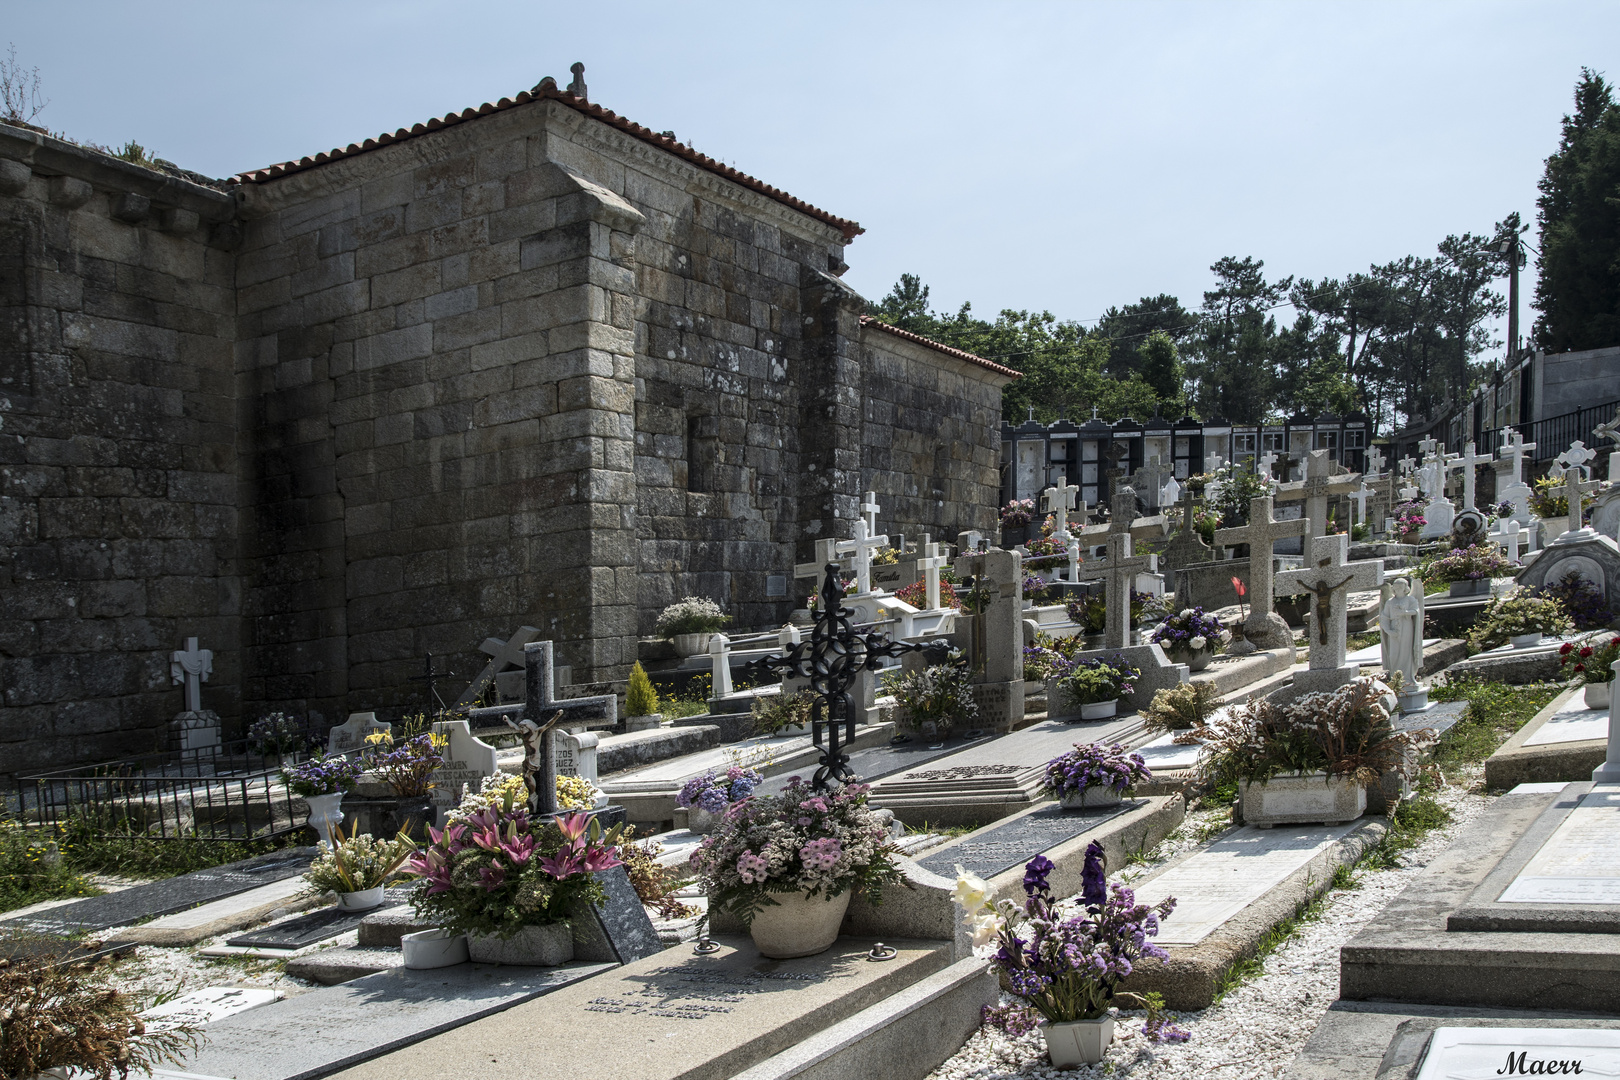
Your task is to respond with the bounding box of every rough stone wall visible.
[859,329,1004,546]
[0,131,239,773]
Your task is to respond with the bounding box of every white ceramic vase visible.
[672,632,712,657]
[749,890,851,959]
[1059,787,1124,810]
[467,922,574,966]
[1079,699,1118,720]
[1043,1015,1114,1067]
[1587,681,1613,711]
[401,928,469,969]
[304,791,345,844]
[1510,632,1544,649]
[335,886,386,912]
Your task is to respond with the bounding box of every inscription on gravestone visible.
[917,802,1135,880]
[583,964,822,1019]
[905,764,1023,782]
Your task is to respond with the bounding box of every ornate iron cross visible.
[747,564,951,791]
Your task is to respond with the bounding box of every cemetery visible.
[4,36,1620,1080]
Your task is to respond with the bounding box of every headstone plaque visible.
[1498,786,1620,904]
[328,712,391,755]
[1414,1026,1620,1080]
[916,802,1135,880]
[427,720,499,818]
[142,986,282,1031]
[571,865,663,964]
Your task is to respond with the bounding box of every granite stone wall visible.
[0,129,240,772]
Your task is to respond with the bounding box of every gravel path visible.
[929,780,1489,1080]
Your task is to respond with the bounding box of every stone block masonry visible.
[0,81,1014,771]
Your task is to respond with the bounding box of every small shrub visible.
[1141,682,1222,734]
[625,662,659,718]
[654,597,730,639]
[883,658,980,733]
[1534,570,1618,631]
[1468,594,1574,651]
[751,689,814,735]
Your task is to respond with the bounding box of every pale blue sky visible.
[8,1,1614,350]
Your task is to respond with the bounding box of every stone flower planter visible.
[1239,772,1366,827]
[1043,1015,1114,1067]
[1058,786,1124,810]
[685,805,722,834]
[1079,699,1118,721]
[749,890,851,959]
[625,712,663,732]
[401,928,468,969]
[671,632,713,657]
[1510,633,1545,649]
[1587,681,1614,711]
[1167,648,1214,672]
[303,791,345,844]
[467,922,574,966]
[1447,578,1491,598]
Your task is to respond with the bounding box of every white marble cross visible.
[1500,428,1537,483]
[169,637,212,714]
[1258,450,1278,481]
[1562,464,1602,539]
[708,633,733,698]
[1214,495,1310,620]
[1455,441,1493,511]
[835,519,890,596]
[917,533,947,611]
[861,490,882,536]
[455,625,542,705]
[1276,534,1383,672]
[1205,451,1226,475]
[1557,440,1597,479]
[1595,408,1620,482]
[1042,474,1079,540]
[1490,518,1527,561]
[1364,446,1386,476]
[1350,483,1372,527]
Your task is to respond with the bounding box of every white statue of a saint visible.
[1378,576,1425,688]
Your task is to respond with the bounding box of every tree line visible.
[868,70,1620,433]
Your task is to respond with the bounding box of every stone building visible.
[0,70,1016,771]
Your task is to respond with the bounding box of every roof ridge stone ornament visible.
[745,565,950,791]
[568,62,588,103]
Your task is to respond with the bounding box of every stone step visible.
[358,907,438,949]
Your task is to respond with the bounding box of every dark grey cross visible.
[408,653,451,712]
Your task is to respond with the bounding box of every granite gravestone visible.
[226,885,415,950]
[328,712,391,755]
[571,865,663,964]
[916,802,1135,880]
[1213,494,1310,650]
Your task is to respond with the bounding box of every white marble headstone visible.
[1414,1026,1620,1080]
[428,719,499,816]
[327,711,391,754]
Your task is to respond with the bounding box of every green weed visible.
[1213,887,1328,1001]
[1429,679,1562,772]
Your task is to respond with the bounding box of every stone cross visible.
[861,490,882,536]
[1258,450,1278,480]
[835,519,890,596]
[455,625,542,706]
[1398,455,1416,482]
[917,534,947,611]
[1104,440,1130,486]
[1365,446,1386,476]
[1300,449,1360,540]
[1596,407,1620,481]
[1350,484,1372,528]
[1177,483,1197,534]
[498,640,615,816]
[952,543,1025,730]
[1214,495,1309,621]
[1455,441,1492,511]
[1102,487,1155,649]
[1205,451,1226,475]
[1490,517,1527,562]
[707,633,734,699]
[1561,463,1602,538]
[1276,534,1383,675]
[169,637,212,714]
[1042,474,1079,540]
[1556,440,1597,479]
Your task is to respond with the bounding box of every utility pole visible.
[1493,212,1529,361]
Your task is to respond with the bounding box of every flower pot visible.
[402,928,469,969]
[686,805,722,834]
[1059,787,1124,809]
[625,712,663,732]
[467,922,575,966]
[1510,632,1544,649]
[1079,699,1118,721]
[1448,578,1492,598]
[1168,648,1213,672]
[672,632,713,657]
[1239,772,1366,827]
[1043,1015,1114,1067]
[335,886,386,912]
[1587,681,1614,711]
[748,890,852,959]
[304,791,345,844]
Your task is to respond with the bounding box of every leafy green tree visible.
[1136,330,1183,413]
[1533,68,1620,352]
[1187,256,1292,423]
[1093,295,1198,377]
[868,273,940,335]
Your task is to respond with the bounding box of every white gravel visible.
[929,780,1489,1080]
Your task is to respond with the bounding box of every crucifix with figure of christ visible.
[1276,534,1383,674]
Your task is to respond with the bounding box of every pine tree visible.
[1136,330,1183,414]
[1533,68,1620,352]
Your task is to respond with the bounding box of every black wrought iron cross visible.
[409,652,452,712]
[746,564,951,791]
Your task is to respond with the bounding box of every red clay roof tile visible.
[859,316,1022,380]
[232,83,863,241]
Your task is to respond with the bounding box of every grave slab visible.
[571,864,664,964]
[321,938,948,1080]
[1392,699,1467,740]
[118,875,320,946]
[226,885,413,949]
[141,986,281,1031]
[915,801,1138,880]
[1522,698,1610,746]
[284,946,401,986]
[1121,816,1387,1009]
[1341,783,1620,1010]
[0,848,316,937]
[171,961,613,1080]
[1485,686,1607,789]
[1445,635,1584,685]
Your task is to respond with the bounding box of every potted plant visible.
[955,844,1177,1067]
[1190,676,1429,827]
[282,752,365,844]
[882,657,979,740]
[1560,635,1620,710]
[751,688,814,737]
[1420,542,1516,597]
[999,498,1035,546]
[1141,681,1222,736]
[656,597,732,657]
[1043,742,1153,808]
[406,786,622,966]
[246,711,309,762]
[625,662,663,732]
[1534,570,1620,631]
[305,824,417,911]
[1468,594,1575,652]
[1148,607,1226,672]
[1051,656,1140,720]
[1394,501,1427,543]
[361,730,445,839]
[556,773,606,812]
[689,776,903,959]
[676,765,762,833]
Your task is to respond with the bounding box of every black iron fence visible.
[7,735,320,842]
[1483,398,1620,476]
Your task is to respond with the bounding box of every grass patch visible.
[1347,631,1382,652]
[1428,678,1563,772]
[1213,887,1329,1001]
[0,821,99,914]
[1364,792,1453,870]
[911,821,977,840]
